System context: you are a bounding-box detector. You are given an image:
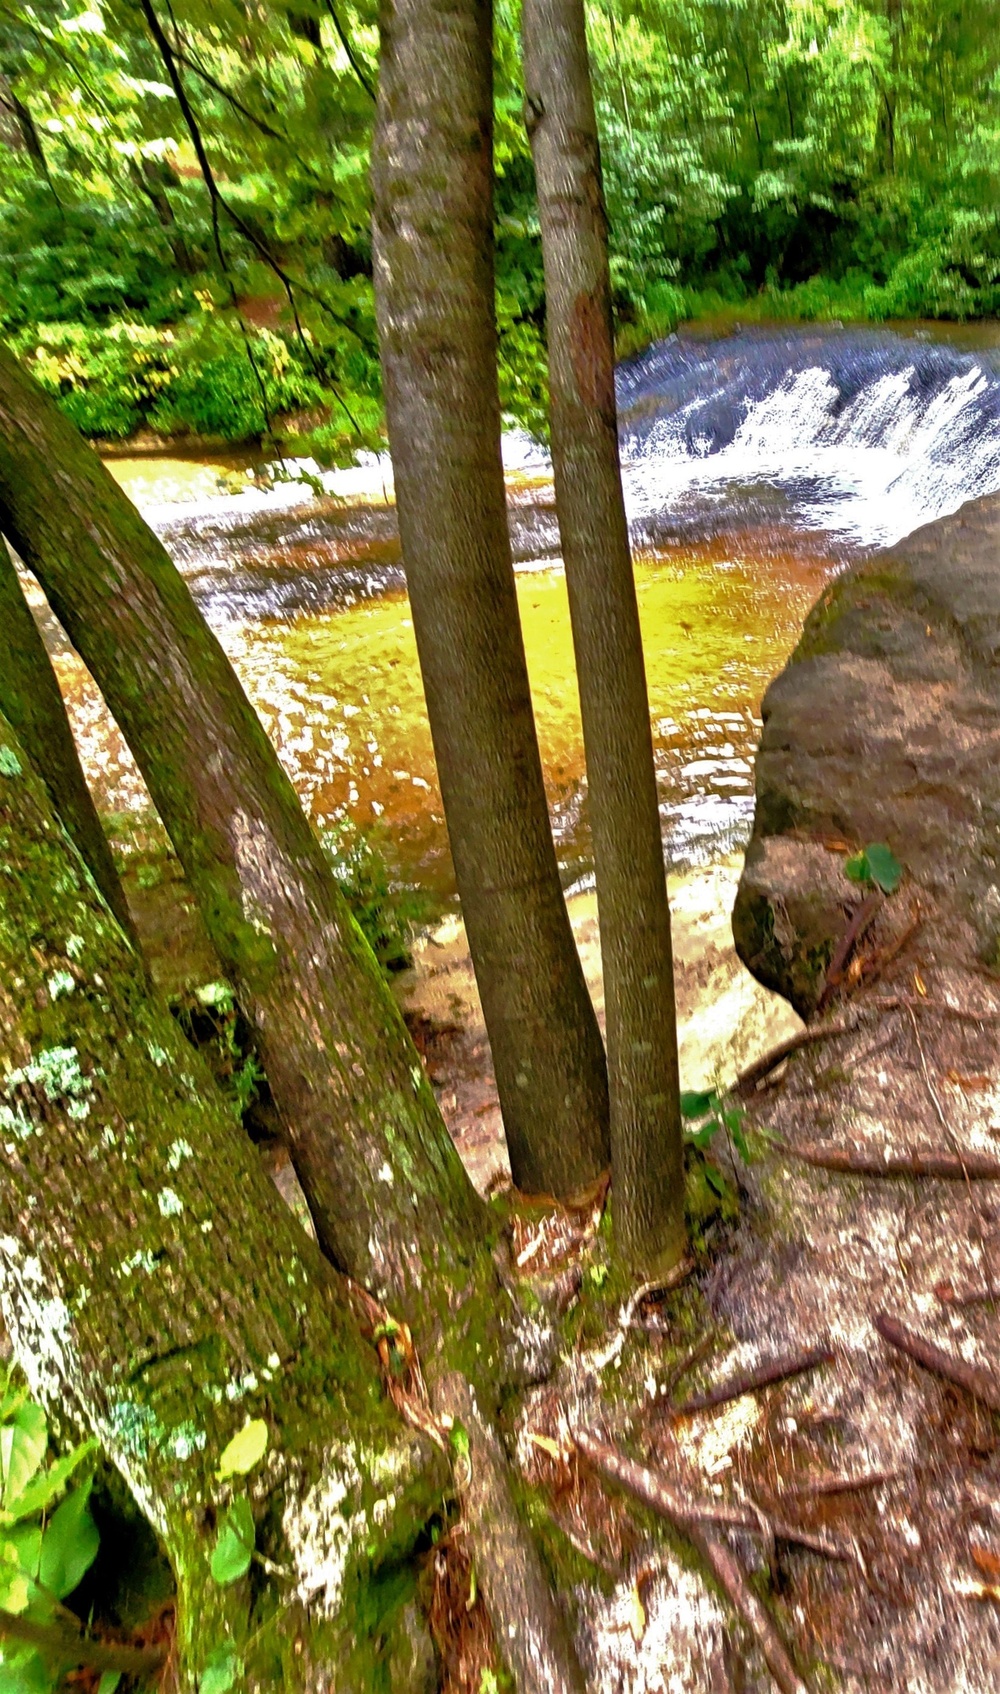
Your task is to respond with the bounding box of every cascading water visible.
[617,324,1000,549]
[75,323,1000,890]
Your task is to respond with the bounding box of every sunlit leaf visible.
[0,1406,47,1512]
[200,1649,243,1694]
[217,1420,268,1480]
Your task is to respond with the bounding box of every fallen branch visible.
[674,1346,834,1415]
[733,1021,855,1099]
[773,1139,1000,1180]
[573,1430,809,1694]
[873,1311,1000,1413]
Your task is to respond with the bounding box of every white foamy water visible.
[622,359,1000,549]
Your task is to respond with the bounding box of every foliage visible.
[321,820,431,973]
[0,1373,100,1694]
[2,0,1000,449]
[844,841,903,893]
[681,1088,749,1206]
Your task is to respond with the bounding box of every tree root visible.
[873,1311,1000,1412]
[733,1021,856,1098]
[572,1430,810,1694]
[438,1373,587,1694]
[673,1346,834,1415]
[773,1139,1000,1180]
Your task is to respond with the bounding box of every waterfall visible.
[618,325,1000,549]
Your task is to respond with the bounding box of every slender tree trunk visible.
[371,0,610,1200]
[521,0,685,1272]
[0,341,482,1331]
[0,541,136,940]
[0,706,447,1693]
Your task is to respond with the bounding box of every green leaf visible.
[686,1120,720,1150]
[5,1443,96,1524]
[863,843,902,894]
[210,1498,255,1585]
[0,1646,53,1694]
[200,1649,242,1694]
[449,1421,470,1465]
[703,1163,727,1197]
[843,850,870,884]
[680,1090,715,1119]
[217,1420,268,1481]
[97,1673,121,1694]
[38,1483,99,1599]
[0,1407,47,1511]
[730,1121,750,1163]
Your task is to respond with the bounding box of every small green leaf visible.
[449,1421,470,1465]
[0,1405,47,1511]
[210,1498,255,1585]
[844,850,870,884]
[5,1442,96,1524]
[703,1164,727,1197]
[97,1674,121,1694]
[680,1090,715,1119]
[686,1120,719,1150]
[730,1121,750,1163]
[863,843,902,894]
[38,1483,99,1599]
[200,1649,242,1694]
[0,1646,51,1694]
[217,1419,268,1481]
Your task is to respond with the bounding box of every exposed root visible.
[772,1139,1000,1180]
[873,1311,1000,1414]
[673,1345,834,1415]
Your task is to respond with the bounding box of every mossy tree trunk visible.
[0,541,135,940]
[0,707,448,1693]
[371,0,611,1201]
[521,0,685,1273]
[0,340,482,1333]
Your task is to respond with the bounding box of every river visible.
[48,319,1000,912]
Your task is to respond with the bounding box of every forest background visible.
[2,0,998,456]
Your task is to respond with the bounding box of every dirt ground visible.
[394,856,802,1195]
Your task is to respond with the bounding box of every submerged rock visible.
[734,491,1000,1012]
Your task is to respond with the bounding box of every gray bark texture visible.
[0,706,447,1693]
[521,0,685,1271]
[0,339,484,1331]
[371,0,611,1201]
[0,539,136,940]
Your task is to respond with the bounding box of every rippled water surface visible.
[57,321,1000,901]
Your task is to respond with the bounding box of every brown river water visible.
[39,321,1000,909]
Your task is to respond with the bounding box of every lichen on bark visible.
[0,707,447,1691]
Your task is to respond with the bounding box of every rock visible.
[734,493,1000,1011]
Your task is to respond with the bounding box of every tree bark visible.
[0,707,448,1693]
[0,540,136,941]
[521,0,685,1271]
[0,340,483,1332]
[371,0,610,1202]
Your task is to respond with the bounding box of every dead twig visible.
[733,1021,856,1099]
[674,1347,834,1415]
[817,891,882,1011]
[772,1139,1000,1180]
[874,1311,1000,1413]
[573,1430,810,1694]
[870,995,1000,1023]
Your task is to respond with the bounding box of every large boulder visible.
[734,493,1000,1014]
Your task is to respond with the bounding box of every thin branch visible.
[0,1611,165,1677]
[322,0,376,100]
[137,0,374,353]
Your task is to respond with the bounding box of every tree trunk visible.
[521,0,685,1272]
[0,340,483,1332]
[0,706,448,1693]
[0,540,136,941]
[371,0,610,1201]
